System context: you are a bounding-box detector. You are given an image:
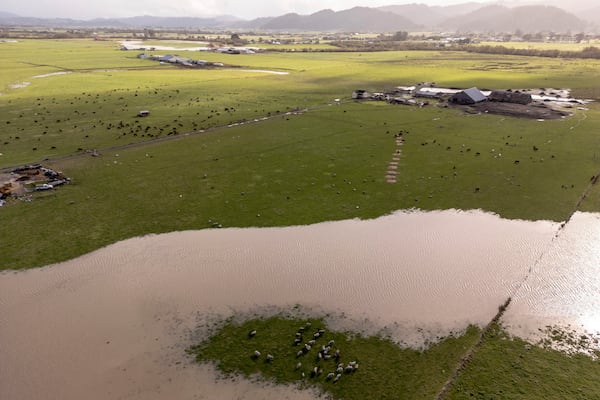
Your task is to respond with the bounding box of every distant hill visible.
[90,16,241,29]
[0,13,240,29]
[439,5,587,33]
[575,6,600,26]
[0,15,84,27]
[0,11,20,18]
[256,7,419,32]
[544,0,599,14]
[379,2,485,27]
[378,4,445,27]
[0,3,594,33]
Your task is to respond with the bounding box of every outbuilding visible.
[137,110,150,117]
[449,87,487,105]
[488,90,532,105]
[352,89,370,100]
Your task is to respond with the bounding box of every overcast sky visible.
[1,0,518,20]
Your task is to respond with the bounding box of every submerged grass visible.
[188,316,480,400]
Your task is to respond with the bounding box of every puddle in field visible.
[8,82,30,89]
[32,71,72,79]
[240,69,290,75]
[0,209,571,399]
[120,40,212,52]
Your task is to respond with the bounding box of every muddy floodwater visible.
[5,209,600,400]
[504,212,600,342]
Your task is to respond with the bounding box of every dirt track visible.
[463,101,572,120]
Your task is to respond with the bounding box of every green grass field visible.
[478,41,600,52]
[2,102,599,269]
[2,39,600,269]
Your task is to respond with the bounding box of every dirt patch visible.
[459,101,571,120]
[0,164,69,200]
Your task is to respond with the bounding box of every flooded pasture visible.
[3,209,599,399]
[504,212,600,345]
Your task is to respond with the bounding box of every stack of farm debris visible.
[352,89,371,99]
[0,164,69,200]
[488,90,532,105]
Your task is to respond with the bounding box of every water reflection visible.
[504,212,600,343]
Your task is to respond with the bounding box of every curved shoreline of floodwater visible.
[2,209,600,399]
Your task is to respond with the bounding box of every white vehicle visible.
[35,183,53,191]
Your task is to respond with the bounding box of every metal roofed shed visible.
[137,110,150,117]
[449,87,487,105]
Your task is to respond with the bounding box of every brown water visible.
[504,212,600,347]
[0,210,559,399]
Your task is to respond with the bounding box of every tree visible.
[392,31,409,41]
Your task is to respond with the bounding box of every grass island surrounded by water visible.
[189,315,600,400]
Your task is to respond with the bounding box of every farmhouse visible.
[449,87,487,105]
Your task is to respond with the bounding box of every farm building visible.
[352,89,370,99]
[488,90,532,105]
[449,87,487,105]
[158,54,176,62]
[414,89,441,99]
